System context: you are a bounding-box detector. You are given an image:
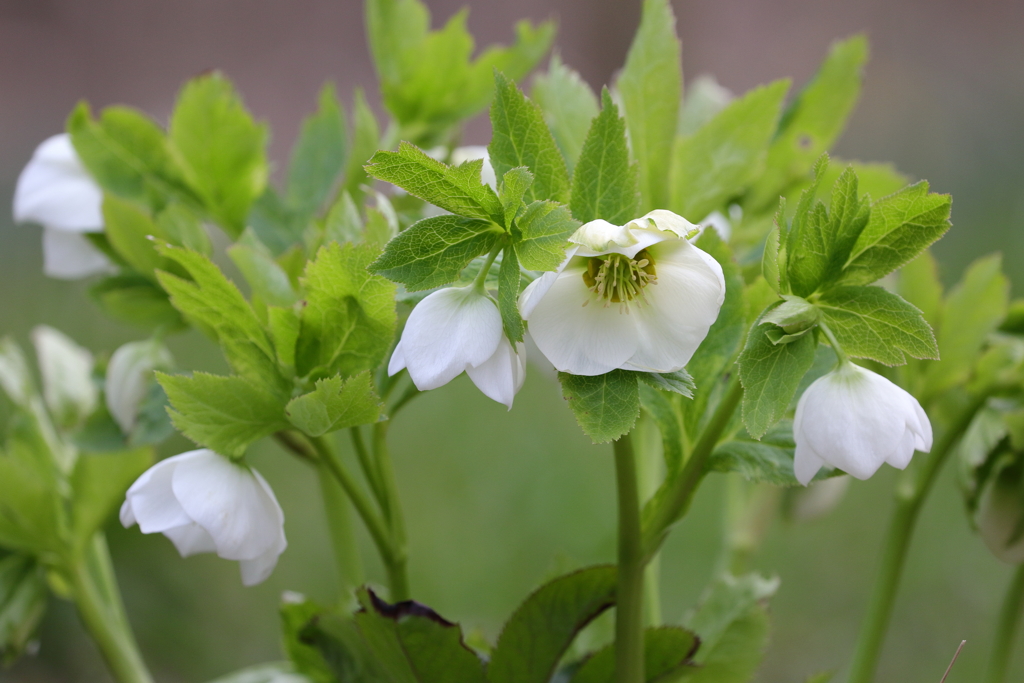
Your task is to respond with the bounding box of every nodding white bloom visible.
[13,134,112,279]
[793,363,932,486]
[120,449,287,586]
[106,339,174,434]
[789,476,850,521]
[389,286,525,409]
[519,210,726,376]
[450,145,496,190]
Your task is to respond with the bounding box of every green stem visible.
[473,243,503,293]
[318,462,364,602]
[614,433,645,683]
[373,421,410,601]
[818,321,849,365]
[642,375,743,562]
[71,545,153,683]
[846,393,989,683]
[985,564,1024,683]
[350,427,386,509]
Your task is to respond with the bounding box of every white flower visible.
[13,133,113,279]
[106,339,174,434]
[120,449,287,586]
[389,286,525,408]
[450,145,496,190]
[519,209,726,376]
[31,325,96,429]
[793,363,932,486]
[789,476,850,521]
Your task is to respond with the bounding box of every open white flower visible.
[389,286,525,408]
[106,339,174,434]
[793,362,932,485]
[13,133,112,279]
[120,449,287,586]
[519,209,726,376]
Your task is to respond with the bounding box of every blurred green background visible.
[1,0,1023,681]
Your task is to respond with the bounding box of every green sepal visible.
[761,295,820,335]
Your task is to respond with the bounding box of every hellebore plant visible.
[2,2,1022,683]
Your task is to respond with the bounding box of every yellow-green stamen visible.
[582,250,657,311]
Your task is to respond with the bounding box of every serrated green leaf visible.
[897,251,942,328]
[248,188,306,255]
[670,80,788,221]
[369,215,501,291]
[499,248,524,344]
[158,371,288,457]
[89,275,184,332]
[157,202,211,255]
[286,372,382,438]
[70,447,153,550]
[838,182,952,286]
[513,200,578,271]
[816,286,938,365]
[763,223,781,295]
[709,420,835,485]
[570,626,699,683]
[559,370,640,444]
[279,597,343,683]
[366,142,503,221]
[227,230,299,308]
[677,76,734,136]
[570,89,640,225]
[268,306,300,375]
[344,89,381,200]
[748,35,868,209]
[0,555,47,666]
[489,73,570,205]
[297,243,397,380]
[498,167,535,228]
[287,84,348,217]
[619,0,681,212]
[532,54,599,173]
[101,195,167,278]
[169,73,268,237]
[489,566,617,683]
[738,323,817,438]
[683,572,779,662]
[319,191,364,247]
[636,370,695,398]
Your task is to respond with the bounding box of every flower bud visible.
[105,339,174,434]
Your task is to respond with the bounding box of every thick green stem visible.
[985,564,1024,683]
[614,434,645,683]
[350,427,386,508]
[373,422,410,601]
[318,462,364,602]
[846,393,988,683]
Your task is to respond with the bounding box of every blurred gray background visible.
[0,0,1022,681]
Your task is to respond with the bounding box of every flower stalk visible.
[986,563,1024,683]
[614,432,646,683]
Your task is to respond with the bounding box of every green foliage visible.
[287,84,348,218]
[101,195,168,278]
[286,372,382,438]
[498,168,535,228]
[738,323,817,439]
[499,249,524,344]
[512,201,579,271]
[158,202,212,255]
[344,89,382,200]
[635,370,696,398]
[0,428,62,554]
[0,555,47,665]
[570,626,699,683]
[89,275,183,332]
[488,73,570,204]
[158,372,288,458]
[638,385,684,475]
[489,566,617,683]
[559,371,640,444]
[531,55,599,173]
[570,90,640,225]
[297,243,397,380]
[815,286,938,366]
[168,73,268,237]
[897,251,942,328]
[70,448,153,551]
[227,230,299,309]
[709,421,835,485]
[670,80,788,222]
[619,0,682,212]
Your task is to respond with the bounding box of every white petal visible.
[387,339,408,376]
[519,247,579,321]
[171,452,283,561]
[791,476,850,520]
[239,535,287,586]
[523,265,639,375]
[31,325,96,426]
[119,499,136,527]
[106,339,174,433]
[14,134,103,233]
[467,338,526,409]
[794,440,826,486]
[630,209,700,239]
[162,523,218,557]
[123,453,196,533]
[42,228,113,279]
[909,397,933,452]
[885,428,917,471]
[398,287,503,391]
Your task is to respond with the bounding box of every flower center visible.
[581,250,657,311]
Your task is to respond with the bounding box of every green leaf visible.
[638,385,684,475]
[570,626,699,683]
[287,84,348,217]
[709,420,835,485]
[268,306,301,375]
[498,167,535,229]
[748,35,868,209]
[227,230,299,308]
[531,54,599,173]
[559,370,640,444]
[683,572,779,662]
[762,223,781,295]
[816,286,938,365]
[499,248,524,344]
[838,182,952,286]
[489,73,570,204]
[365,0,430,86]
[0,555,48,666]
[102,195,167,277]
[286,372,382,437]
[513,200,578,271]
[738,323,817,439]
[248,188,306,255]
[670,80,789,221]
[344,88,382,200]
[157,202,212,255]
[489,566,617,683]
[570,89,640,225]
[677,76,733,137]
[279,597,340,683]
[320,191,364,247]
[297,243,397,380]
[70,448,153,550]
[158,372,289,457]
[619,0,682,212]
[897,251,942,328]
[352,588,486,683]
[0,441,62,554]
[365,142,503,222]
[636,370,695,398]
[169,72,268,237]
[369,215,501,291]
[89,275,184,332]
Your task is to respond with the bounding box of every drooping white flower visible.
[389,285,525,408]
[31,325,96,429]
[120,449,287,586]
[519,209,726,376]
[793,362,932,486]
[106,339,174,434]
[789,475,850,521]
[450,145,497,190]
[13,133,113,279]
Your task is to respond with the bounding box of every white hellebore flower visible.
[389,285,525,409]
[793,362,932,486]
[120,449,287,586]
[519,210,726,376]
[106,339,174,434]
[13,133,113,279]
